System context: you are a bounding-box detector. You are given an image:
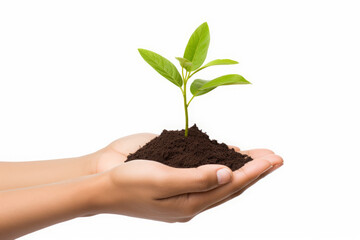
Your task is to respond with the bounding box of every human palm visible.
[95,133,158,173]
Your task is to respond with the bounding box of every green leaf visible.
[183,22,210,71]
[202,59,238,69]
[191,59,239,76]
[190,74,250,96]
[138,48,183,87]
[190,79,216,96]
[175,57,193,71]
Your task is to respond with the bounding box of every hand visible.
[90,151,283,223]
[199,148,283,213]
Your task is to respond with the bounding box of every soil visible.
[125,125,253,171]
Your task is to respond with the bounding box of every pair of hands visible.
[88,133,283,223]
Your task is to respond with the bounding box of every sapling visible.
[138,22,250,137]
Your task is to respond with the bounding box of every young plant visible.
[138,22,250,137]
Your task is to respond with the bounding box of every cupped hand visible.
[91,149,283,223]
[199,148,283,213]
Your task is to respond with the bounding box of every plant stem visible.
[181,68,191,137]
[183,80,189,137]
[181,68,196,137]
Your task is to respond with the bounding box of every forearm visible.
[0,152,101,191]
[0,173,104,239]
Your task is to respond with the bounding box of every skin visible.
[0,133,283,239]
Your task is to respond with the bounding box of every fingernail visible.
[217,168,232,185]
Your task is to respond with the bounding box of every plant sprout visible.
[138,22,251,137]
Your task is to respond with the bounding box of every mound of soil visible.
[125,125,253,171]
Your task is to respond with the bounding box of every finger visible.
[186,157,276,214]
[239,149,275,158]
[227,146,275,158]
[201,161,283,212]
[156,164,233,198]
[250,153,283,166]
[155,150,282,199]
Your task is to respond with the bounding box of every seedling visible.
[138,22,250,137]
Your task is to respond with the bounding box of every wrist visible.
[80,172,111,216]
[80,148,105,176]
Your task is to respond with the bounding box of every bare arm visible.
[0,153,99,191]
[0,173,101,239]
[0,133,156,191]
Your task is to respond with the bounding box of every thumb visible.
[159,165,233,198]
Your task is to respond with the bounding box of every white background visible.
[1,0,359,239]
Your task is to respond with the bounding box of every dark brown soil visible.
[125,125,253,171]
